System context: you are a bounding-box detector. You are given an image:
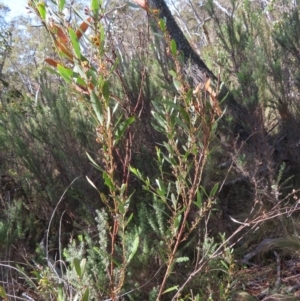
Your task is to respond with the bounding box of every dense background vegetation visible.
[1,0,300,300]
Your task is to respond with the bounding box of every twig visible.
[46,177,80,268]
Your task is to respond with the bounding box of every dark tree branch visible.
[147,0,218,86]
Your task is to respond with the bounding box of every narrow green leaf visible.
[86,68,97,86]
[173,79,181,91]
[44,66,60,76]
[175,256,189,263]
[162,100,180,110]
[103,172,114,191]
[71,69,87,87]
[200,186,208,197]
[210,183,219,197]
[100,192,108,204]
[86,152,103,171]
[174,117,189,132]
[174,213,182,233]
[57,287,64,301]
[102,80,110,101]
[100,25,105,44]
[126,213,134,227]
[194,190,202,209]
[114,116,135,145]
[127,235,139,263]
[86,176,99,192]
[37,2,46,20]
[170,39,177,56]
[81,288,89,301]
[73,258,81,278]
[168,70,177,78]
[73,74,87,87]
[0,285,8,300]
[170,193,177,209]
[58,0,66,11]
[90,90,103,125]
[152,112,167,130]
[117,197,125,214]
[80,258,86,277]
[129,166,142,178]
[163,285,178,294]
[155,178,166,196]
[179,106,190,126]
[220,260,229,270]
[69,28,81,59]
[159,18,166,31]
[120,184,126,194]
[91,0,99,13]
[57,64,73,83]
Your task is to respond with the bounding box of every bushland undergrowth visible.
[1,0,300,300]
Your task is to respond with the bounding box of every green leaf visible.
[81,288,89,301]
[155,178,166,197]
[159,18,166,31]
[73,258,81,278]
[91,0,101,13]
[127,235,139,263]
[168,70,177,78]
[200,186,208,197]
[0,286,8,301]
[170,39,177,56]
[114,116,135,145]
[129,166,142,178]
[179,106,190,126]
[103,172,114,191]
[73,73,87,87]
[117,199,125,214]
[174,117,189,132]
[73,258,86,279]
[194,190,202,209]
[86,176,100,193]
[57,287,64,301]
[173,79,181,91]
[100,192,108,204]
[44,66,60,76]
[80,258,86,277]
[57,64,73,83]
[210,183,219,197]
[174,212,182,233]
[100,25,105,42]
[175,256,189,263]
[37,2,46,20]
[220,260,229,270]
[126,213,134,227]
[86,152,103,171]
[69,28,81,59]
[90,90,103,125]
[58,0,66,11]
[86,68,97,86]
[170,193,177,209]
[163,285,178,294]
[91,0,98,11]
[102,80,110,101]
[152,112,167,130]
